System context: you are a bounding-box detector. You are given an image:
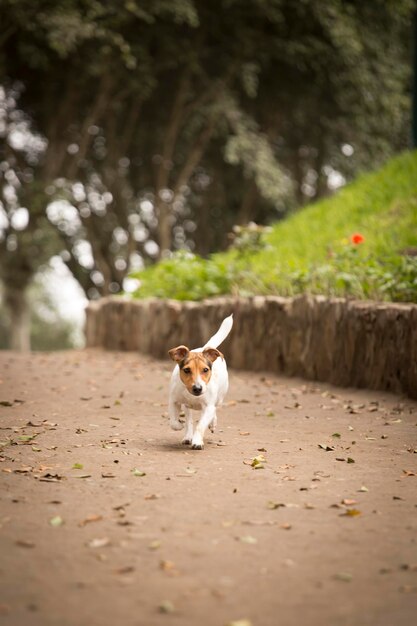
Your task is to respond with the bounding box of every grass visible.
[130,150,417,303]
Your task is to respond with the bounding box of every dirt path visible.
[0,349,416,626]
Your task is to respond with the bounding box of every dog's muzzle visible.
[192,383,203,396]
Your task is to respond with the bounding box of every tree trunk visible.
[4,285,31,351]
[238,180,258,225]
[156,199,173,257]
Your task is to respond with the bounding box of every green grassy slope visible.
[131,151,417,303]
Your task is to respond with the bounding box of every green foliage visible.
[130,151,417,303]
[223,96,293,211]
[131,252,233,301]
[1,0,414,301]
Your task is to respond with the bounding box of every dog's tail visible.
[203,314,233,349]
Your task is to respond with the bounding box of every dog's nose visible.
[192,383,203,396]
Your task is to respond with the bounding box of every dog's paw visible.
[191,434,204,450]
[182,438,192,445]
[170,420,184,431]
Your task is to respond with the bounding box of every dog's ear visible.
[168,345,190,363]
[203,347,223,363]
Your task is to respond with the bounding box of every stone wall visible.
[85,295,417,398]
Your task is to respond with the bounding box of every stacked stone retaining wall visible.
[85,295,417,398]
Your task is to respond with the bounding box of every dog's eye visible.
[202,367,209,373]
[183,367,191,374]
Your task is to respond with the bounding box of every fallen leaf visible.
[243,456,266,469]
[115,566,135,574]
[340,509,361,517]
[101,472,116,478]
[49,515,64,527]
[132,468,146,477]
[242,520,277,526]
[159,560,180,576]
[72,462,84,470]
[39,473,63,483]
[402,470,415,477]
[148,540,161,550]
[15,539,35,548]
[267,501,286,510]
[332,433,341,438]
[87,537,110,548]
[318,444,334,452]
[239,431,251,436]
[158,601,175,614]
[358,485,369,492]
[341,499,357,506]
[79,515,103,527]
[14,466,32,474]
[334,572,353,582]
[113,503,130,511]
[221,520,235,528]
[347,457,355,464]
[17,434,38,444]
[399,585,417,594]
[237,535,258,544]
[279,523,292,530]
[226,621,252,626]
[144,494,160,500]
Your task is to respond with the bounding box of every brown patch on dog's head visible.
[178,351,214,396]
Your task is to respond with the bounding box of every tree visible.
[0,0,414,326]
[0,85,61,349]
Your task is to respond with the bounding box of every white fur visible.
[168,314,233,449]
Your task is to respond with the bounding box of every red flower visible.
[350,233,365,245]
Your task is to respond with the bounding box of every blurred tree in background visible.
[0,277,79,351]
[0,0,414,348]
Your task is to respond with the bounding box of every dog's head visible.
[168,346,223,396]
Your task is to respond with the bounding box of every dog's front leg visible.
[209,410,217,433]
[182,408,194,445]
[192,405,215,450]
[169,400,184,431]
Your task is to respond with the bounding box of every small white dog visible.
[168,314,233,449]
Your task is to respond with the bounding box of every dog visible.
[168,314,233,449]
